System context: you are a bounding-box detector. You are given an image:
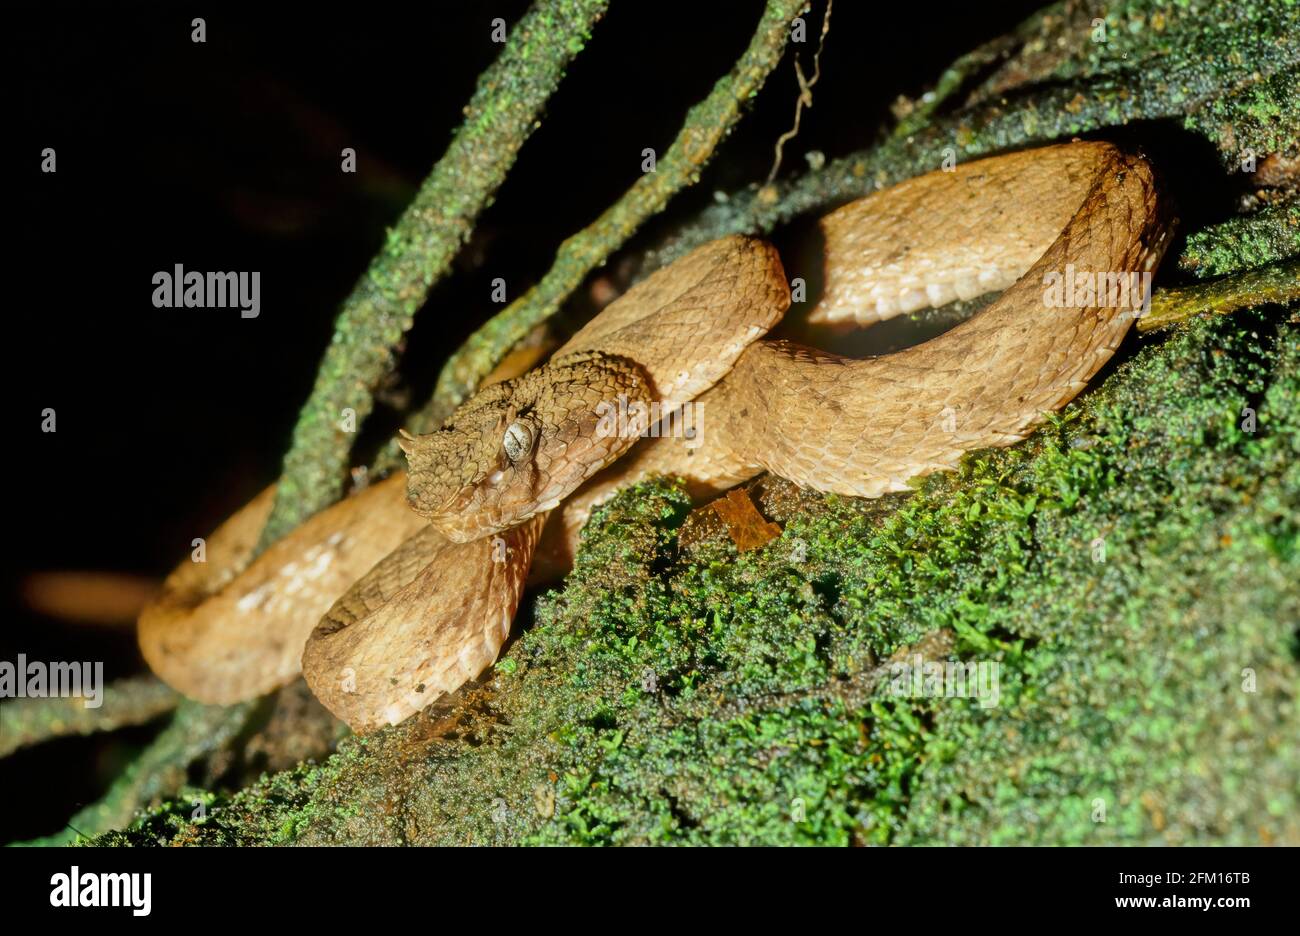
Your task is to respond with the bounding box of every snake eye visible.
[502,420,534,463]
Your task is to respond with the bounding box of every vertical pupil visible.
[504,422,531,461]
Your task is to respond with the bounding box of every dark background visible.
[5,1,1044,841]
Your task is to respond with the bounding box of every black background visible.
[6,1,1047,843]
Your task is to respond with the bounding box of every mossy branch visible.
[1141,257,1300,333]
[886,4,1051,141]
[15,700,256,846]
[1178,202,1300,280]
[259,0,610,548]
[15,1,612,849]
[635,13,1297,273]
[0,676,180,759]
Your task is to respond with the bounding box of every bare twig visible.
[764,0,833,186]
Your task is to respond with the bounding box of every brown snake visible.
[139,142,1170,731]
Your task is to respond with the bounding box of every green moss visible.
[1184,66,1300,168]
[122,306,1298,846]
[1180,203,1300,280]
[517,311,1299,845]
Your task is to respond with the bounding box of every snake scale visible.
[139,142,1170,731]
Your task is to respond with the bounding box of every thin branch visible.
[764,0,832,186]
[1139,258,1300,333]
[634,60,1298,278]
[259,0,611,548]
[381,0,812,458]
[0,676,180,759]
[886,4,1050,141]
[13,700,257,846]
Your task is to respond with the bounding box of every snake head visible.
[404,351,650,543]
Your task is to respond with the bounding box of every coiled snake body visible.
[139,142,1169,731]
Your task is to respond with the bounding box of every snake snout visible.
[404,351,654,543]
